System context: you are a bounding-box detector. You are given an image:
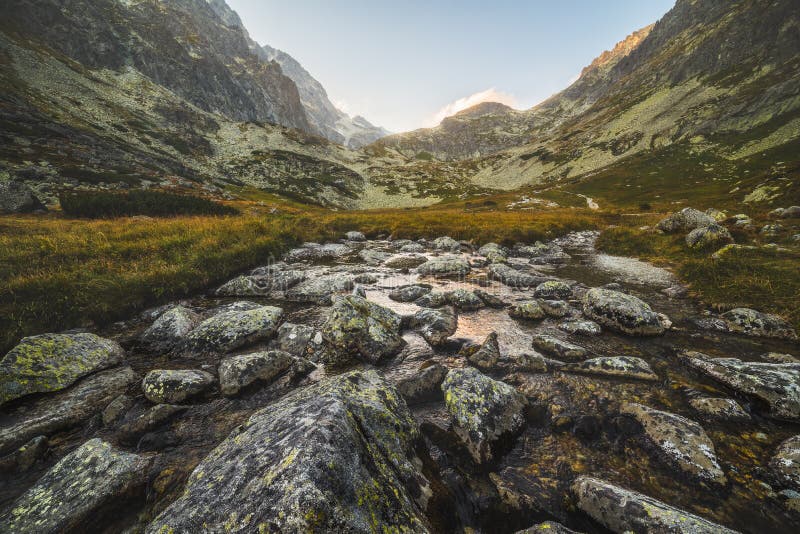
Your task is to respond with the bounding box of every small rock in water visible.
[416,256,471,277]
[572,476,738,533]
[396,362,448,404]
[1,439,150,533]
[509,300,546,320]
[399,242,425,253]
[412,306,458,347]
[539,299,570,317]
[384,254,427,269]
[285,273,355,304]
[583,288,667,336]
[770,435,800,490]
[620,402,726,485]
[389,284,432,302]
[562,356,658,381]
[531,334,588,361]
[689,397,750,423]
[345,230,366,241]
[468,332,501,370]
[720,307,797,340]
[414,291,449,308]
[142,369,215,404]
[558,319,601,336]
[321,295,405,365]
[763,352,799,364]
[445,288,485,311]
[218,350,294,396]
[358,248,392,265]
[441,367,527,463]
[489,263,548,288]
[433,235,461,251]
[534,280,572,299]
[474,289,508,308]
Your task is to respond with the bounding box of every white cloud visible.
[423,88,517,127]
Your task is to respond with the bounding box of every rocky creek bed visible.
[1,231,799,533]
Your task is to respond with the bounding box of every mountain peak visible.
[452,101,514,119]
[580,23,655,78]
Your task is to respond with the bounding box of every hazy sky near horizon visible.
[226,0,674,132]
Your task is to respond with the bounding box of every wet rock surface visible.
[2,233,798,533]
[583,287,667,335]
[141,369,215,404]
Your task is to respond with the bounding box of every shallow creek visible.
[1,232,799,533]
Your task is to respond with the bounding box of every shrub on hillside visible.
[59,190,238,218]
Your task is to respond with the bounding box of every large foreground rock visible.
[0,333,125,405]
[0,180,46,213]
[621,402,726,485]
[0,439,149,534]
[583,288,666,336]
[572,476,738,533]
[442,367,527,463]
[321,295,404,365]
[720,308,797,340]
[0,367,137,454]
[146,370,431,533]
[681,352,800,421]
[185,305,283,353]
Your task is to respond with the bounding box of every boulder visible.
[770,435,800,490]
[620,402,726,485]
[558,319,601,336]
[321,295,404,365]
[686,223,734,250]
[412,307,458,347]
[384,254,428,269]
[478,243,507,263]
[359,248,392,265]
[681,352,800,421]
[689,397,750,423]
[760,223,783,237]
[539,299,570,317]
[531,335,588,361]
[515,521,580,534]
[0,332,125,405]
[468,332,501,370]
[284,242,352,263]
[433,236,461,251]
[284,273,355,304]
[345,230,366,241]
[0,435,48,473]
[763,352,799,364]
[534,280,572,300]
[219,350,294,396]
[656,207,715,233]
[396,363,448,404]
[215,274,272,296]
[572,476,738,533]
[705,208,728,222]
[474,289,508,308]
[146,370,431,533]
[400,243,425,253]
[441,367,527,463]
[563,356,658,381]
[488,263,547,288]
[118,403,188,441]
[416,256,470,277]
[508,301,546,321]
[444,289,485,311]
[0,180,46,213]
[781,206,800,218]
[389,284,432,302]
[583,288,666,336]
[272,322,323,360]
[139,305,199,351]
[142,369,214,404]
[414,291,449,308]
[0,367,136,455]
[720,308,797,340]
[185,305,283,353]
[0,439,149,534]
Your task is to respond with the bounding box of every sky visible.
[226,0,675,133]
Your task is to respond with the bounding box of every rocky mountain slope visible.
[368,0,800,206]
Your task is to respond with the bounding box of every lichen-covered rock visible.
[321,295,404,365]
[0,367,136,455]
[118,403,188,441]
[468,332,501,370]
[433,236,461,251]
[0,435,48,473]
[770,435,800,490]
[396,363,448,404]
[515,521,580,534]
[284,273,355,304]
[412,306,458,347]
[185,305,283,353]
[534,280,572,299]
[0,180,46,213]
[583,288,666,336]
[488,263,547,288]
[719,308,797,340]
[686,223,734,250]
[681,352,800,421]
[531,335,588,361]
[146,370,431,533]
[0,333,125,405]
[399,242,425,253]
[384,254,428,269]
[142,369,214,404]
[389,284,432,302]
[474,289,507,308]
[0,439,149,534]
[445,288,485,311]
[705,208,728,222]
[478,242,507,263]
[414,291,449,308]
[284,242,352,263]
[657,207,715,233]
[219,350,294,396]
[563,356,658,381]
[102,394,134,426]
[539,299,570,317]
[763,352,799,364]
[272,322,323,360]
[345,230,366,241]
[572,476,738,533]
[139,305,199,351]
[689,397,750,423]
[558,319,602,336]
[441,367,527,463]
[215,274,272,296]
[760,223,783,237]
[620,402,726,485]
[359,248,392,265]
[416,256,471,277]
[509,300,546,321]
